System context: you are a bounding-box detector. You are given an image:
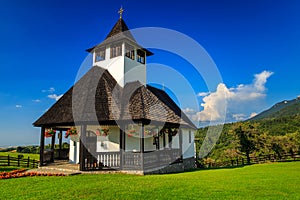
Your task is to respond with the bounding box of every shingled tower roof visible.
[86,18,153,56]
[105,18,132,39]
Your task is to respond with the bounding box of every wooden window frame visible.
[125,43,135,60]
[110,43,122,58]
[137,49,145,64]
[95,47,106,62]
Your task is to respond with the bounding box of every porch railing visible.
[82,149,182,171]
[143,149,182,170]
[83,152,121,170]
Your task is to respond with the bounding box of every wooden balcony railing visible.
[82,149,182,171]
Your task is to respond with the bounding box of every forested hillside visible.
[196,97,300,165]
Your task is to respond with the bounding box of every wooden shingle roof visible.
[86,18,153,56]
[105,18,133,39]
[33,66,196,129]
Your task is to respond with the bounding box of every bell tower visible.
[86,7,153,87]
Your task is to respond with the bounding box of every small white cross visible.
[118,6,124,19]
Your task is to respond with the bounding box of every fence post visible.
[32,159,35,168]
[8,155,10,166]
[18,156,20,167]
[27,157,30,167]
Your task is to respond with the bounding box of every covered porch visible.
[39,128,70,166]
[80,122,183,172]
[39,122,183,172]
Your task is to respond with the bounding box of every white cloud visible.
[196,70,273,123]
[197,92,210,97]
[42,87,55,93]
[249,112,258,118]
[16,105,22,108]
[183,107,196,114]
[183,108,199,122]
[32,99,41,103]
[48,94,63,101]
[232,113,247,121]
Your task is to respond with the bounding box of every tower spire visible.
[118,6,124,19]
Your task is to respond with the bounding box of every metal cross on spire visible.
[118,6,124,19]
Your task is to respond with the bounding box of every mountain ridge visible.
[249,96,300,121]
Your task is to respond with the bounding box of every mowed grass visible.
[1,162,299,200]
[0,152,39,171]
[0,152,39,160]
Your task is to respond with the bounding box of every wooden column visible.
[39,127,45,166]
[156,126,160,150]
[162,130,166,150]
[140,124,145,170]
[119,124,124,169]
[168,128,172,149]
[58,130,63,159]
[140,125,145,153]
[79,125,87,171]
[179,129,183,160]
[50,131,56,162]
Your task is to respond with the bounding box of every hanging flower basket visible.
[101,128,109,136]
[127,129,137,137]
[159,128,178,136]
[44,128,56,138]
[96,128,109,136]
[127,133,133,137]
[170,128,179,136]
[144,129,151,136]
[65,127,78,138]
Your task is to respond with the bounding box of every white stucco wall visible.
[182,129,195,159]
[95,56,125,87]
[69,140,80,164]
[93,42,147,87]
[87,125,120,152]
[125,135,140,152]
[124,57,146,85]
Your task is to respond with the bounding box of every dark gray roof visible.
[33,66,196,129]
[105,18,133,40]
[86,18,153,56]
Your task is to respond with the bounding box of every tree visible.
[234,123,258,165]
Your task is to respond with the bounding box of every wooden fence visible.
[199,153,300,168]
[0,155,39,168]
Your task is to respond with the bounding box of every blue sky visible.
[0,0,299,146]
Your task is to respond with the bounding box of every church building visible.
[33,9,196,174]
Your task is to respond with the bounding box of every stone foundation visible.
[182,157,195,171]
[144,157,195,175]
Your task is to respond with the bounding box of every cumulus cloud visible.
[192,70,273,123]
[16,105,22,108]
[48,94,63,101]
[249,112,258,118]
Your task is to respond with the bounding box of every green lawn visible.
[0,152,39,160]
[0,152,39,171]
[1,162,299,199]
